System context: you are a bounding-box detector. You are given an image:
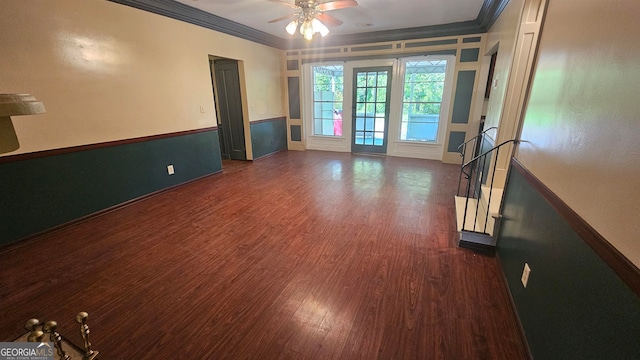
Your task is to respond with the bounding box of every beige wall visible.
[0,0,284,155]
[516,0,640,266]
[483,0,525,135]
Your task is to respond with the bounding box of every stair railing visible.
[456,127,497,196]
[459,138,518,234]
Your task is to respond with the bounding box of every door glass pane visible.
[365,103,375,115]
[375,117,386,132]
[355,131,365,145]
[356,117,364,131]
[365,118,374,131]
[366,88,376,102]
[365,134,373,145]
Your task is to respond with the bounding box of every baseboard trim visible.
[0,170,222,254]
[252,148,288,161]
[510,157,640,296]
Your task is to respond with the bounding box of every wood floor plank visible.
[0,150,527,359]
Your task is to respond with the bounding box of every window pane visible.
[367,73,377,87]
[357,88,366,102]
[355,131,365,145]
[322,120,334,135]
[312,65,343,136]
[377,73,388,87]
[376,88,387,102]
[400,59,447,142]
[357,73,367,87]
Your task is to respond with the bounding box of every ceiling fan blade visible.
[268,13,297,23]
[316,13,343,26]
[267,0,300,9]
[317,0,358,11]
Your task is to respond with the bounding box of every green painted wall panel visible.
[287,77,301,119]
[460,48,480,62]
[462,37,482,43]
[251,118,287,159]
[452,70,476,124]
[290,125,302,142]
[498,167,640,359]
[447,131,466,153]
[0,130,221,246]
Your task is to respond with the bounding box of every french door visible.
[351,66,392,154]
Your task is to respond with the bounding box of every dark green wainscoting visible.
[0,129,222,246]
[497,160,640,359]
[250,117,287,160]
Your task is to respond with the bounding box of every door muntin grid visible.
[352,67,392,153]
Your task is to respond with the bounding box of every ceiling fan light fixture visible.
[285,20,298,35]
[269,0,357,40]
[311,18,329,37]
[300,20,314,40]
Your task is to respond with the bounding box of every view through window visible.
[312,65,344,136]
[400,59,447,142]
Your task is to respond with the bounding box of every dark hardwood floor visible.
[0,150,527,359]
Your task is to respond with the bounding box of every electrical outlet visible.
[521,263,531,288]
[200,106,205,113]
[167,165,175,175]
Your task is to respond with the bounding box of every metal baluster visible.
[485,147,500,233]
[456,142,465,196]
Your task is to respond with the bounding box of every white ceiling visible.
[174,0,486,39]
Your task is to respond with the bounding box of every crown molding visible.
[477,0,511,30]
[108,0,510,50]
[108,0,288,49]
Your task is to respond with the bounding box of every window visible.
[400,59,448,142]
[312,65,343,136]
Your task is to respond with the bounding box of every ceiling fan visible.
[267,0,358,40]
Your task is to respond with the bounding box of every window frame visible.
[393,55,455,145]
[303,63,345,138]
